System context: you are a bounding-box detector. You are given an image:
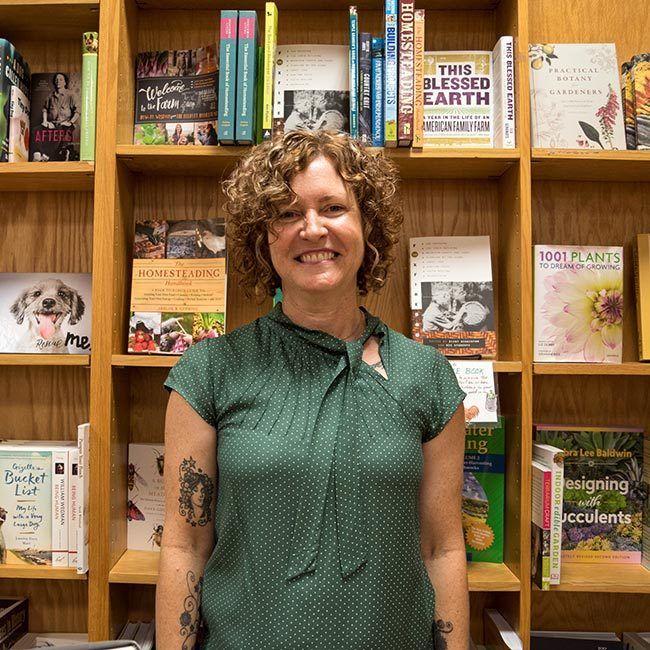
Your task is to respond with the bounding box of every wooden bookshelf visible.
[468,562,521,592]
[0,354,90,366]
[0,565,87,581]
[534,363,650,376]
[0,1,99,40]
[0,162,95,192]
[541,565,650,594]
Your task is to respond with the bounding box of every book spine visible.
[359,33,372,144]
[262,2,278,140]
[68,448,79,567]
[397,0,414,147]
[0,40,7,162]
[1,41,30,163]
[8,86,30,162]
[412,10,424,149]
[51,449,69,567]
[255,45,265,143]
[371,37,384,147]
[77,423,89,574]
[349,6,359,138]
[0,599,28,648]
[636,235,650,361]
[622,61,637,149]
[492,36,515,148]
[384,0,398,147]
[633,57,650,149]
[80,32,99,161]
[218,10,239,144]
[235,11,258,145]
[643,433,650,571]
[531,462,551,591]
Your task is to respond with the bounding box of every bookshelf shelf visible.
[533,362,650,376]
[0,162,95,192]
[0,354,90,366]
[109,550,159,585]
[0,1,99,40]
[0,564,87,581]
[537,564,650,594]
[468,562,520,592]
[532,149,650,182]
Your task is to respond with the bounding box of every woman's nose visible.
[300,210,328,240]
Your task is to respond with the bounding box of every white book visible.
[68,447,79,567]
[449,360,498,424]
[483,609,523,649]
[529,42,626,149]
[491,36,515,148]
[532,441,564,585]
[77,422,89,574]
[624,633,650,650]
[273,44,350,134]
[8,85,30,162]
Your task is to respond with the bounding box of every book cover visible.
[0,39,30,163]
[348,6,359,139]
[423,51,493,147]
[359,32,372,145]
[533,245,623,363]
[235,11,259,145]
[642,433,650,571]
[80,32,99,161]
[412,10,425,149]
[134,45,218,146]
[127,443,165,552]
[531,631,623,650]
[273,45,349,134]
[0,273,92,354]
[29,72,81,161]
[8,85,30,162]
[449,361,498,424]
[410,236,496,358]
[634,234,650,361]
[631,55,650,149]
[262,2,278,140]
[398,1,415,147]
[128,219,226,355]
[384,0,398,147]
[492,36,516,148]
[76,422,89,574]
[529,43,626,149]
[463,417,505,563]
[535,425,645,564]
[68,447,79,567]
[531,460,552,590]
[371,37,384,146]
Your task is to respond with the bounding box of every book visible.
[622,60,637,149]
[384,0,398,147]
[0,598,28,650]
[8,84,30,163]
[80,32,99,161]
[531,460,552,590]
[449,361,498,424]
[128,219,226,355]
[535,425,645,564]
[235,11,259,145]
[423,50,493,147]
[359,32,372,145]
[631,54,650,149]
[533,245,623,363]
[492,36,515,148]
[13,633,89,649]
[76,422,89,574]
[218,10,238,144]
[412,9,425,148]
[348,6,359,139]
[483,610,523,649]
[134,45,218,146]
[68,447,79,567]
[127,443,165,552]
[398,1,415,146]
[623,632,650,650]
[272,44,350,134]
[262,2,278,141]
[531,631,623,649]
[463,417,505,563]
[410,236,496,358]
[0,39,30,163]
[371,37,385,146]
[529,43,626,149]
[255,45,265,143]
[29,72,81,161]
[0,273,92,354]
[532,442,564,584]
[634,234,650,361]
[643,432,650,571]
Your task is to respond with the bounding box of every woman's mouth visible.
[296,251,339,263]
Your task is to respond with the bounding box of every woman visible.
[157,130,469,649]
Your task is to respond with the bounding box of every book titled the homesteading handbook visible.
[128,219,226,354]
[535,425,645,564]
[463,417,505,563]
[534,245,623,363]
[134,45,218,146]
[529,43,626,149]
[410,236,496,358]
[0,39,30,163]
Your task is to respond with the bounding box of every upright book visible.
[235,11,259,145]
[492,36,516,148]
[80,32,99,161]
[384,0,398,147]
[531,460,552,590]
[218,11,238,144]
[371,37,384,146]
[348,6,359,139]
[262,2,278,141]
[634,234,650,361]
[0,39,30,163]
[397,0,415,147]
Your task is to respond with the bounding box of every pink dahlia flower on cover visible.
[541,267,623,362]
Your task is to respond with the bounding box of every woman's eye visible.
[325,205,345,214]
[279,211,300,220]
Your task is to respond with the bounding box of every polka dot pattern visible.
[164,303,466,649]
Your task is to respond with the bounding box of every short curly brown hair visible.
[223,129,403,299]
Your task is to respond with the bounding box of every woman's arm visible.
[156,391,218,650]
[419,404,469,650]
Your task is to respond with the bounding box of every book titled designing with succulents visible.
[535,425,645,564]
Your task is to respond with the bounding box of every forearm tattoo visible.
[433,615,454,650]
[179,570,203,650]
[178,457,214,527]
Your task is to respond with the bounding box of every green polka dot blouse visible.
[164,302,465,650]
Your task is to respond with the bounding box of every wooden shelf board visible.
[534,362,650,376]
[0,354,90,366]
[493,361,523,373]
[468,562,520,592]
[109,550,159,585]
[0,1,99,40]
[117,145,519,180]
[0,564,87,580]
[537,563,650,593]
[0,163,95,192]
[532,149,650,182]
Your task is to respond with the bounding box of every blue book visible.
[235,10,259,144]
[348,6,359,138]
[384,0,398,147]
[218,10,238,144]
[359,32,372,144]
[371,37,384,147]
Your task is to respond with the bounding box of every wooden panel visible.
[533,151,650,182]
[470,593,520,646]
[9,39,86,74]
[127,367,167,443]
[468,562,520,592]
[546,564,650,593]
[534,362,650,376]
[137,0,501,10]
[109,584,155,638]
[0,355,89,366]
[532,181,650,363]
[0,164,94,192]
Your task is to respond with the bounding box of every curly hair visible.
[223,129,403,298]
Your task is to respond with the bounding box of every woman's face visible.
[190,481,205,511]
[268,156,364,298]
[175,124,182,135]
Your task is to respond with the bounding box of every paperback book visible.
[630,54,650,148]
[533,245,623,363]
[80,32,99,161]
[128,219,226,354]
[0,39,30,163]
[410,236,496,358]
[134,45,218,146]
[531,460,552,590]
[634,234,650,361]
[0,598,28,649]
[531,631,623,650]
[535,425,645,564]
[449,361,498,424]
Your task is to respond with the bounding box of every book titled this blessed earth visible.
[128,219,226,355]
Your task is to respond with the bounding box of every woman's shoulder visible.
[384,325,451,369]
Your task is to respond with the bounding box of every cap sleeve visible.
[164,339,218,428]
[422,350,466,444]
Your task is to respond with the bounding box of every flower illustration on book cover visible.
[540,267,623,362]
[579,84,621,149]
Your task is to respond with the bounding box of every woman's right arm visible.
[156,390,218,650]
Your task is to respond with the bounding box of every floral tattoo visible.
[179,570,203,650]
[178,457,214,527]
[433,616,453,649]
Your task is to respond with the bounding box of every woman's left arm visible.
[419,403,469,650]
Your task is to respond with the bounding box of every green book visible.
[80,32,99,161]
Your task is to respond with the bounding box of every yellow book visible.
[635,234,650,360]
[263,2,278,140]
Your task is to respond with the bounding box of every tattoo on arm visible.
[178,456,214,527]
[433,615,453,650]
[179,570,203,650]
